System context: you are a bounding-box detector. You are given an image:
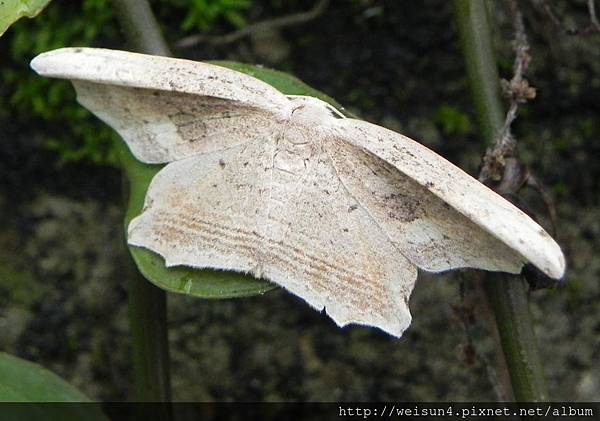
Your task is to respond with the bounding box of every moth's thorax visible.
[286,96,340,126]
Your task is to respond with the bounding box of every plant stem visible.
[483,274,549,401]
[453,0,549,401]
[125,247,172,403]
[109,0,171,57]
[109,0,173,403]
[454,0,505,140]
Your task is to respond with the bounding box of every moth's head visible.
[287,95,344,125]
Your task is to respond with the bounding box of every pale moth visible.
[31,48,565,337]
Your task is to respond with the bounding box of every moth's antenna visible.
[325,104,346,119]
[286,95,346,119]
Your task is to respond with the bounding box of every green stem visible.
[109,0,171,56]
[125,245,173,404]
[484,274,549,401]
[453,0,549,401]
[109,0,173,403]
[454,0,505,141]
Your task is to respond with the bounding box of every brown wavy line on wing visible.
[155,210,385,288]
[152,223,386,313]
[147,216,389,312]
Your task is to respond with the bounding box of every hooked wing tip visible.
[532,226,567,280]
[30,48,61,75]
[546,244,566,280]
[527,230,566,281]
[29,51,47,74]
[30,47,86,75]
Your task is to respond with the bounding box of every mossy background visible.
[0,0,598,401]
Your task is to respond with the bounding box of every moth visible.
[31,48,565,337]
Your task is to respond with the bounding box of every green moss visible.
[434,104,472,136]
[173,0,251,31]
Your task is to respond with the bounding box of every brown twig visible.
[541,0,577,35]
[175,0,329,48]
[589,0,600,31]
[540,0,600,35]
[479,0,534,184]
[526,175,558,236]
[481,0,558,233]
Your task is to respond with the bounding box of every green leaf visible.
[214,61,349,112]
[122,61,347,299]
[0,352,107,419]
[0,0,53,37]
